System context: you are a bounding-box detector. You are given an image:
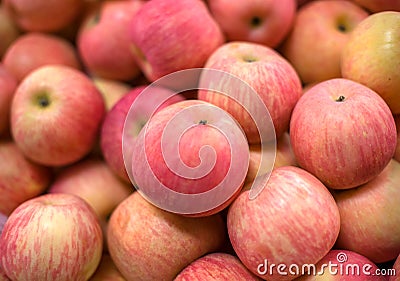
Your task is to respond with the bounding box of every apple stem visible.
[336,95,346,102]
[199,120,207,125]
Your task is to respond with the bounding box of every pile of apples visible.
[1,0,400,280]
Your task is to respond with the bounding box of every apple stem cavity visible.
[250,16,262,28]
[36,94,51,108]
[199,120,207,125]
[336,95,346,102]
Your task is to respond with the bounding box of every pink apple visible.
[290,78,397,189]
[48,158,133,220]
[394,115,400,162]
[107,192,227,281]
[100,85,185,182]
[77,0,144,81]
[389,254,400,281]
[351,0,400,12]
[0,141,52,216]
[333,159,400,264]
[0,193,103,281]
[130,99,249,216]
[341,11,400,114]
[3,0,83,32]
[245,132,297,185]
[280,0,369,84]
[208,0,296,48]
[227,166,340,280]
[0,5,20,59]
[128,0,224,82]
[92,77,132,111]
[175,252,262,280]
[296,249,387,280]
[198,41,302,143]
[89,254,126,281]
[0,65,17,137]
[11,65,105,167]
[2,32,81,82]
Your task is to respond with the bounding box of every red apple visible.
[77,0,144,81]
[48,158,133,220]
[3,0,83,32]
[333,159,400,264]
[107,192,227,281]
[198,41,302,144]
[280,0,369,84]
[290,78,397,189]
[128,0,224,81]
[130,99,249,216]
[10,65,105,167]
[92,77,132,111]
[208,0,296,48]
[2,32,81,82]
[351,0,400,12]
[341,11,400,114]
[100,85,185,182]
[227,166,340,280]
[389,254,400,281]
[0,65,17,136]
[0,193,103,281]
[0,141,51,216]
[0,4,20,59]
[89,254,126,281]
[296,249,387,280]
[175,252,262,280]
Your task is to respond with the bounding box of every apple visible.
[208,0,296,48]
[3,0,83,32]
[48,158,133,220]
[107,192,227,281]
[0,193,103,281]
[77,0,144,81]
[128,0,224,82]
[198,41,301,144]
[10,65,105,167]
[2,32,81,82]
[0,5,20,59]
[100,85,185,182]
[389,254,400,281]
[0,65,17,137]
[89,254,125,281]
[290,78,397,189]
[295,249,387,280]
[341,11,400,114]
[130,99,249,216]
[0,141,52,216]
[333,159,400,264]
[395,115,400,162]
[280,0,369,84]
[175,252,262,280]
[227,166,341,280]
[351,0,400,13]
[245,132,297,185]
[92,77,132,111]
[0,213,6,234]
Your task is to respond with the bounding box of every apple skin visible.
[351,0,400,12]
[11,65,105,167]
[3,0,83,32]
[100,85,185,182]
[0,193,103,281]
[77,0,144,81]
[290,78,397,189]
[48,158,133,220]
[128,0,224,82]
[92,77,131,111]
[295,249,387,280]
[0,141,52,216]
[198,41,302,144]
[389,254,400,281]
[333,159,400,264]
[280,0,369,84]
[2,32,81,82]
[0,5,20,59]
[89,254,126,281]
[0,65,17,137]
[107,192,227,281]
[227,166,341,281]
[394,115,400,162]
[208,0,296,48]
[174,252,262,281]
[341,11,400,114]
